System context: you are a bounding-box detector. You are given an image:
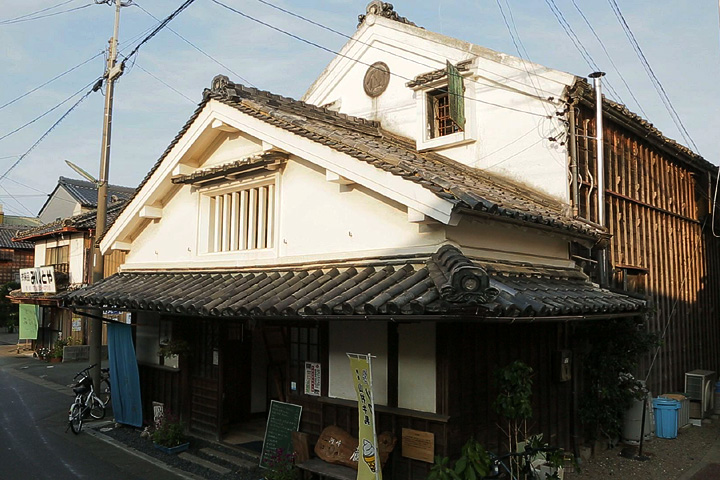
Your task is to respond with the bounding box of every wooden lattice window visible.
[289,326,321,394]
[427,89,462,138]
[207,181,275,253]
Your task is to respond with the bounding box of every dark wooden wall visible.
[574,104,720,395]
[138,364,183,424]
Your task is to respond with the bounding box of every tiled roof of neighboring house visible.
[3,215,41,227]
[109,76,601,244]
[63,245,645,319]
[37,177,135,218]
[0,225,33,249]
[571,79,713,172]
[14,200,128,241]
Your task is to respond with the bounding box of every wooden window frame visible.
[46,245,69,274]
[201,175,278,255]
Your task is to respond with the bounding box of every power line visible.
[543,0,622,103]
[0,184,36,217]
[132,62,196,104]
[0,0,76,24]
[133,2,255,87]
[119,0,198,70]
[253,0,561,101]
[0,85,98,183]
[607,0,699,152]
[569,0,647,119]
[0,78,101,143]
[211,0,551,119]
[0,3,93,25]
[0,51,104,112]
[495,0,554,120]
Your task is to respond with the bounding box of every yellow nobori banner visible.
[348,353,382,480]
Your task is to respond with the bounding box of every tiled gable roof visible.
[0,225,33,249]
[63,245,645,319]
[14,201,128,241]
[58,176,135,207]
[207,78,597,236]
[106,76,601,245]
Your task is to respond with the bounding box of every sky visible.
[0,0,718,218]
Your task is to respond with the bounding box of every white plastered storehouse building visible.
[63,4,657,477]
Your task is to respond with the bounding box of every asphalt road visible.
[0,347,182,480]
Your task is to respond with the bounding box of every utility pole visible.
[89,0,125,391]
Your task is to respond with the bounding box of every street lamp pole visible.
[89,0,124,390]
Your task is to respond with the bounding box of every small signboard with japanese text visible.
[401,428,435,463]
[304,361,321,396]
[20,266,56,293]
[104,310,131,324]
[260,400,302,469]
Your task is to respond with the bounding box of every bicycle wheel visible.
[89,396,105,420]
[69,403,83,434]
[99,379,111,405]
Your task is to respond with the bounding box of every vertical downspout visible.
[589,72,607,287]
[568,99,579,217]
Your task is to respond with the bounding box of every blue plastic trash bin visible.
[653,397,681,439]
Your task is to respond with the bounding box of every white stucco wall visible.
[303,15,574,203]
[328,321,388,405]
[122,154,447,269]
[398,322,436,412]
[38,187,80,224]
[34,233,86,284]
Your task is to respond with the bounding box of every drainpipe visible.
[568,100,579,217]
[588,72,608,287]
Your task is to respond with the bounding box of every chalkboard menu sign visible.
[260,400,303,468]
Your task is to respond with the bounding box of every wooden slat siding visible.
[575,105,720,396]
[138,364,182,422]
[103,250,126,278]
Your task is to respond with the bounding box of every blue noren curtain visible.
[107,322,143,427]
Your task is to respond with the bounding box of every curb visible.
[87,425,206,480]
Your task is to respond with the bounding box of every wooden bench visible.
[296,458,356,480]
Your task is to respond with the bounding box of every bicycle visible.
[66,364,106,434]
[485,445,564,480]
[98,367,111,405]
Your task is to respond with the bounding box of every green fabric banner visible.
[19,304,39,340]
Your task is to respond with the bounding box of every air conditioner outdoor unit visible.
[685,369,716,418]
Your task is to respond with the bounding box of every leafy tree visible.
[0,282,19,330]
[578,318,658,443]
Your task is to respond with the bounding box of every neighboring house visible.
[62,3,719,477]
[0,225,35,284]
[38,176,135,224]
[11,201,127,349]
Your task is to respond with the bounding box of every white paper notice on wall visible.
[304,361,321,396]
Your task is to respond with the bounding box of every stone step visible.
[200,447,257,469]
[178,452,232,475]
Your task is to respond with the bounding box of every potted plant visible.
[152,413,189,454]
[263,448,298,480]
[157,339,191,358]
[50,338,70,363]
